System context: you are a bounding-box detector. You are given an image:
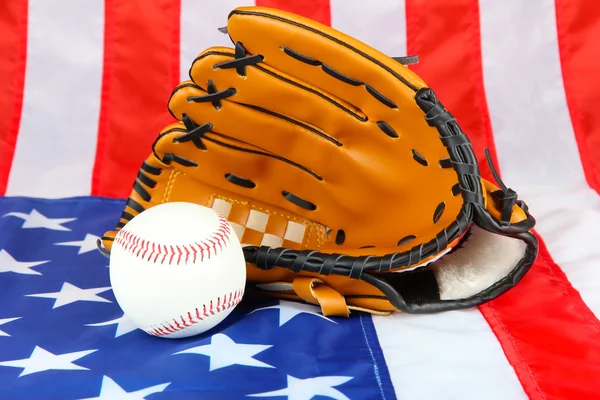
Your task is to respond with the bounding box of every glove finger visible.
[168,82,354,181]
[187,48,374,145]
[225,7,428,137]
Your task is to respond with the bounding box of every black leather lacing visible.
[282,190,317,211]
[97,163,166,254]
[217,13,420,88]
[397,235,416,246]
[216,24,420,69]
[484,148,530,226]
[187,80,236,110]
[99,118,211,249]
[185,43,263,107]
[213,42,264,76]
[174,114,212,151]
[412,150,428,166]
[281,45,398,109]
[392,55,420,65]
[433,202,446,223]
[225,173,256,188]
[193,49,367,122]
[376,121,398,138]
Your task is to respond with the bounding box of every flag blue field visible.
[0,196,393,399]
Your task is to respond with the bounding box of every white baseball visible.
[108,201,246,339]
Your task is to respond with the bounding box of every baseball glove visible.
[98,6,538,317]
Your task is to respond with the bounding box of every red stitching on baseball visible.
[152,242,159,263]
[115,215,232,265]
[191,245,198,263]
[176,245,182,265]
[145,289,244,337]
[169,246,175,265]
[206,239,215,259]
[161,244,168,264]
[123,231,132,252]
[140,239,148,259]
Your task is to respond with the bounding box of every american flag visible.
[0,1,599,399]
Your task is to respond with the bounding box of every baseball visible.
[108,201,247,339]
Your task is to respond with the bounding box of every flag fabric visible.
[0,1,599,399]
[0,196,393,399]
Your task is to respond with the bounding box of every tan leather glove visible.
[99,6,538,317]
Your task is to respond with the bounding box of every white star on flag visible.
[173,333,274,371]
[26,282,112,308]
[2,209,76,231]
[0,317,21,337]
[85,314,139,338]
[248,374,354,400]
[0,249,49,275]
[80,375,171,400]
[55,233,101,254]
[0,346,97,377]
[247,300,337,326]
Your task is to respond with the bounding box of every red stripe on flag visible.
[93,0,181,198]
[406,1,600,399]
[481,237,600,400]
[555,0,600,194]
[405,0,496,179]
[0,0,27,196]
[256,0,331,26]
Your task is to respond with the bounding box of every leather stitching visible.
[114,214,232,265]
[163,170,180,203]
[305,224,313,250]
[144,289,245,337]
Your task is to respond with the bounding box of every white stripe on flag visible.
[515,189,600,316]
[479,0,585,190]
[372,311,528,399]
[5,0,104,198]
[480,0,600,317]
[330,0,407,57]
[180,0,255,82]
